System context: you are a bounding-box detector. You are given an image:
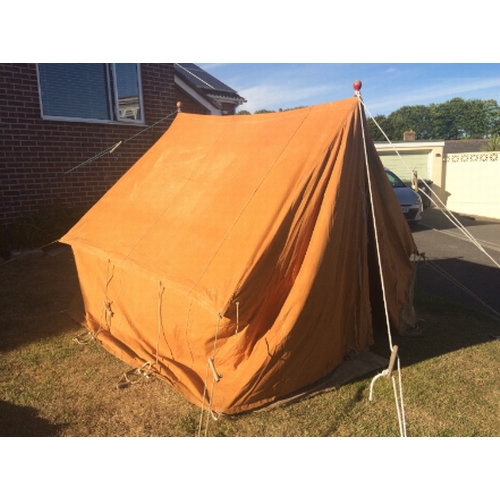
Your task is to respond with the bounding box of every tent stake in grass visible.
[386,345,399,378]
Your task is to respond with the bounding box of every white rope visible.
[368,358,407,437]
[362,101,500,270]
[396,357,407,437]
[426,196,500,269]
[358,97,394,351]
[357,94,407,436]
[197,360,210,437]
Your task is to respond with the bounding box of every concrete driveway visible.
[411,208,500,320]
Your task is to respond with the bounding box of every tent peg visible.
[386,345,399,378]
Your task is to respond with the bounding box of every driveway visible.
[411,208,500,320]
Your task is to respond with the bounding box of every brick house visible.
[0,63,245,232]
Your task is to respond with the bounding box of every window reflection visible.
[114,64,142,121]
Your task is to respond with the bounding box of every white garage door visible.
[378,152,430,183]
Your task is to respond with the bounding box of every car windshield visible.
[385,170,406,188]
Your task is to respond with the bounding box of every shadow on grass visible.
[371,289,500,371]
[0,400,66,436]
[415,257,500,320]
[0,244,82,353]
[319,385,366,437]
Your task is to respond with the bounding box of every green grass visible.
[1,248,499,437]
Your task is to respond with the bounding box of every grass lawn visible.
[1,246,499,437]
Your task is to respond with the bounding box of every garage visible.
[375,141,445,208]
[377,151,431,183]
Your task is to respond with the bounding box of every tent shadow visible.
[411,207,499,234]
[319,385,366,437]
[0,244,82,353]
[0,400,67,436]
[369,257,500,370]
[414,256,500,321]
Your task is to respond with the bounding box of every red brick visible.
[1,63,177,227]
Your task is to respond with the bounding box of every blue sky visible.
[197,63,500,117]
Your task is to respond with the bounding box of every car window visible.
[385,170,406,188]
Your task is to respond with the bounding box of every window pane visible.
[38,64,111,120]
[114,64,142,121]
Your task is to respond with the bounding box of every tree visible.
[367,115,393,142]
[482,135,500,151]
[429,100,462,140]
[282,106,307,112]
[368,98,500,141]
[386,105,433,140]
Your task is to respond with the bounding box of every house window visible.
[37,63,144,124]
[112,64,144,122]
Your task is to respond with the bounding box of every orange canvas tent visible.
[61,96,418,415]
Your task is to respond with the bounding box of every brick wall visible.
[175,85,240,116]
[175,85,211,115]
[0,63,177,229]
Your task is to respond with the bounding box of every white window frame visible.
[111,64,145,124]
[37,63,145,125]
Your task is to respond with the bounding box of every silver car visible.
[385,169,423,226]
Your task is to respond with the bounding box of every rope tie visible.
[208,357,222,382]
[116,362,153,389]
[76,259,113,344]
[235,301,240,336]
[96,259,114,337]
[103,301,114,320]
[156,281,166,371]
[72,330,95,345]
[198,313,224,436]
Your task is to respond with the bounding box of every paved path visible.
[411,208,500,320]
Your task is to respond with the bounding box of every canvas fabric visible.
[61,97,417,414]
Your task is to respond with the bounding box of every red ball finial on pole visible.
[353,80,362,92]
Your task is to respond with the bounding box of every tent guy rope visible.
[356,81,408,437]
